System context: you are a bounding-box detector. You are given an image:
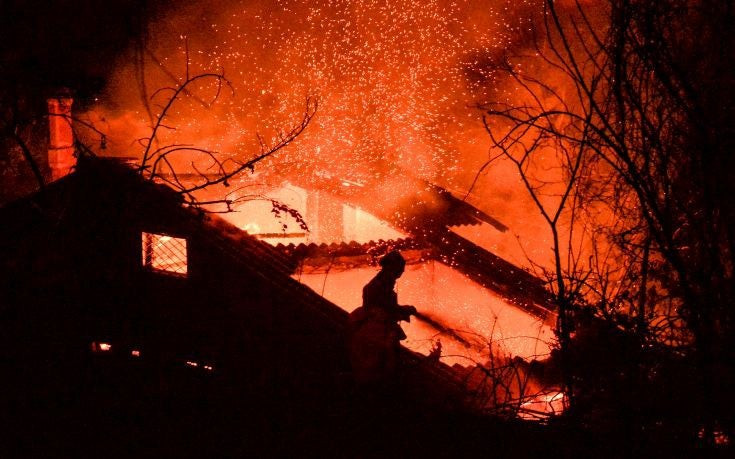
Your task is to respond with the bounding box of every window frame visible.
[141,231,189,277]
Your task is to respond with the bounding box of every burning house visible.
[0,92,563,452]
[42,0,562,396]
[0,0,570,450]
[1,152,489,454]
[3,0,732,454]
[185,168,557,369]
[150,152,563,419]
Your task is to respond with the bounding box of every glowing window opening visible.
[141,232,188,276]
[91,341,112,353]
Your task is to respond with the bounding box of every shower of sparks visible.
[98,0,540,191]
[92,0,566,271]
[89,1,564,411]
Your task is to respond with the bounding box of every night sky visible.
[0,0,165,106]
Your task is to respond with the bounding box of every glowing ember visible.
[91,342,112,352]
[699,428,731,446]
[518,391,566,420]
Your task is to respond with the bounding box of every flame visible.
[296,261,554,366]
[91,342,112,352]
[85,0,574,273]
[85,4,585,413]
[518,391,566,419]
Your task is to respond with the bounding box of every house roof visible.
[0,156,471,408]
[153,166,553,318]
[290,169,509,232]
[282,169,555,318]
[0,156,346,328]
[274,237,428,265]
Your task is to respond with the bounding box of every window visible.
[90,341,112,352]
[141,232,188,276]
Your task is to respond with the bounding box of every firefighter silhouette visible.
[349,251,417,385]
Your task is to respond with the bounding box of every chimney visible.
[47,93,75,180]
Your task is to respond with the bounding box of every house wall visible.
[0,163,486,453]
[295,260,554,366]
[0,164,353,415]
[190,181,405,245]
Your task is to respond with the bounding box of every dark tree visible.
[478,0,734,447]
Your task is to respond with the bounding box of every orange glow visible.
[131,349,141,357]
[195,182,406,245]
[518,391,566,419]
[82,0,614,284]
[296,261,554,366]
[83,1,585,420]
[91,342,112,352]
[699,428,731,446]
[86,0,562,274]
[47,96,75,181]
[142,232,188,275]
[296,258,560,417]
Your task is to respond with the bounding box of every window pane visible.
[142,232,188,275]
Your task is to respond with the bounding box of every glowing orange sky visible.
[85,0,580,271]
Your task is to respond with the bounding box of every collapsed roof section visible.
[278,169,555,320]
[158,164,554,318]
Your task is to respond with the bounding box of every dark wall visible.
[0,163,495,457]
[0,161,352,439]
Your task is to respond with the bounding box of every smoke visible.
[88,0,580,270]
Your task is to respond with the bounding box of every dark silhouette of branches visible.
[7,127,45,190]
[139,71,232,170]
[0,91,47,192]
[1,90,109,197]
[133,70,317,214]
[476,0,735,445]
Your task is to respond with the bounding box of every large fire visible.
[86,0,556,267]
[82,0,574,416]
[296,260,555,366]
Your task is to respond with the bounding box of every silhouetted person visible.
[349,251,416,387]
